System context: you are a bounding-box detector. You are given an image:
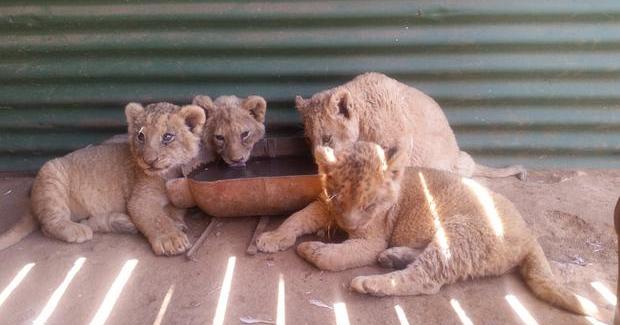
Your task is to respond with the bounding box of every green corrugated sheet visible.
[1,0,619,171]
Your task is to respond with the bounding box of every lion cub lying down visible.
[0,102,206,256]
[259,142,597,317]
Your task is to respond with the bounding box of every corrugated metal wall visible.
[1,0,619,172]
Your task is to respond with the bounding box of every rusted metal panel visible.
[1,1,618,171]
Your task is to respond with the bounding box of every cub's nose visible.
[143,156,158,166]
[229,157,245,166]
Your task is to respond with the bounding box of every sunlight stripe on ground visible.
[505,294,538,325]
[152,285,175,325]
[333,302,351,325]
[213,256,236,325]
[0,262,35,309]
[33,257,85,325]
[591,281,617,306]
[450,299,474,325]
[89,259,138,325]
[394,304,411,325]
[575,294,600,317]
[585,316,607,325]
[276,274,285,325]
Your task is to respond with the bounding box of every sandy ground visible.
[0,170,617,325]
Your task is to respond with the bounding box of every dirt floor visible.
[0,170,617,325]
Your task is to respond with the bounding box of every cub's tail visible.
[456,151,527,180]
[0,211,38,251]
[520,244,599,318]
[474,163,527,181]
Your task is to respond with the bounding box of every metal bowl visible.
[166,137,321,217]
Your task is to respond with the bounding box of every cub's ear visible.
[125,102,144,125]
[295,96,307,113]
[192,95,217,119]
[314,145,337,172]
[242,95,267,123]
[383,145,407,179]
[179,105,207,134]
[329,89,352,119]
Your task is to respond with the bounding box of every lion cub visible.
[104,95,267,171]
[0,102,205,256]
[192,95,267,167]
[259,142,598,317]
[296,72,526,180]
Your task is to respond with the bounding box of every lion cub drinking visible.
[259,142,598,317]
[0,102,206,256]
[192,95,267,167]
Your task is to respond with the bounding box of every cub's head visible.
[296,89,359,151]
[125,102,206,176]
[315,142,406,231]
[193,95,266,167]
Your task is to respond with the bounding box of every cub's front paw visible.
[256,231,296,253]
[149,229,190,256]
[296,241,325,259]
[350,275,389,297]
[296,241,333,269]
[47,221,93,243]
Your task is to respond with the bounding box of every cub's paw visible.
[296,241,325,259]
[296,241,335,270]
[47,221,94,243]
[350,275,389,297]
[256,231,296,253]
[149,229,190,256]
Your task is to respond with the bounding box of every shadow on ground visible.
[0,170,617,324]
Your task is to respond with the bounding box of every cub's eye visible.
[362,203,376,213]
[321,135,332,146]
[162,133,175,145]
[240,131,250,140]
[214,135,225,142]
[137,128,145,143]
